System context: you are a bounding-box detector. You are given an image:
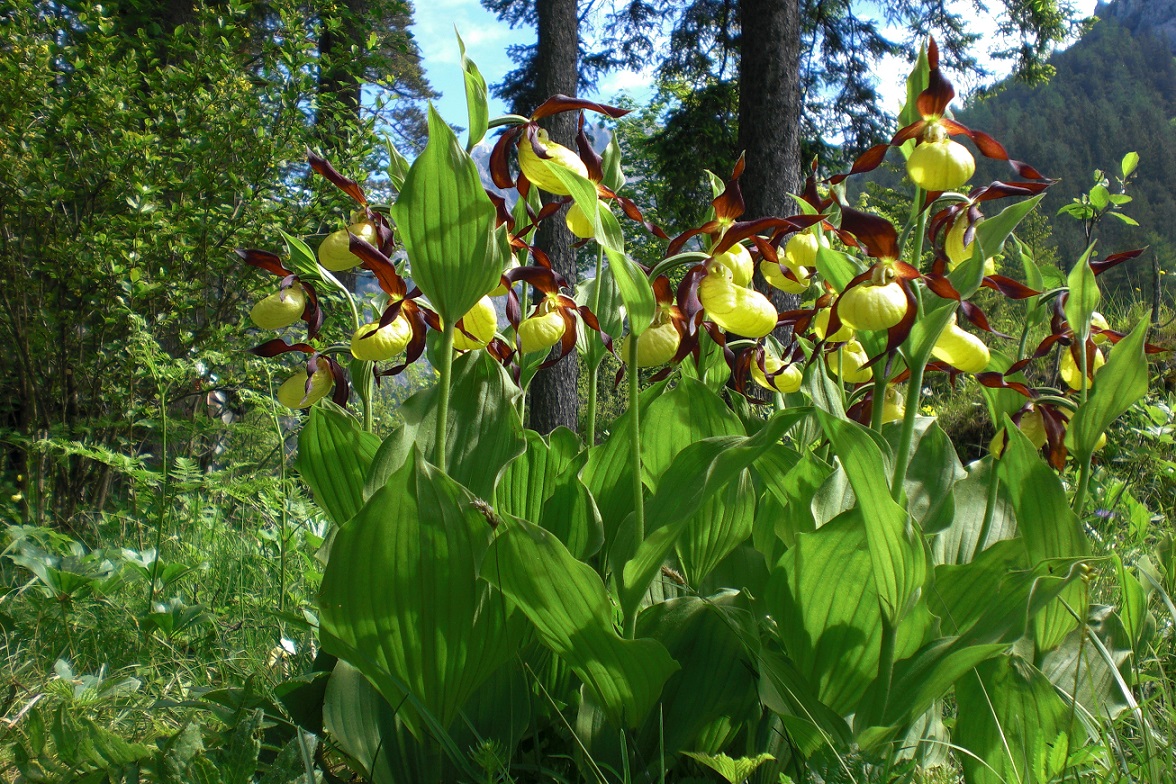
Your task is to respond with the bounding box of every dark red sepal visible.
[489,125,525,189]
[531,95,630,120]
[237,248,291,278]
[982,275,1040,300]
[307,149,367,206]
[1091,248,1147,276]
[836,204,900,259]
[250,338,315,357]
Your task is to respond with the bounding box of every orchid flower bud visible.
[277,367,333,409]
[784,230,829,269]
[250,286,306,330]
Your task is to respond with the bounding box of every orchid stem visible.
[1073,344,1093,514]
[622,331,644,640]
[890,357,925,503]
[585,245,605,445]
[870,367,887,432]
[977,456,1001,557]
[435,320,456,473]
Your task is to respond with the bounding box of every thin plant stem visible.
[1073,338,1093,514]
[890,359,925,502]
[870,366,887,432]
[622,332,645,640]
[976,456,1001,557]
[264,367,290,616]
[146,369,168,616]
[435,320,456,473]
[585,245,605,445]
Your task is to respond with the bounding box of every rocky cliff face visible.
[1095,0,1176,53]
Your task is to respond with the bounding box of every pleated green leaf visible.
[319,451,525,740]
[297,402,380,527]
[854,545,1085,736]
[765,514,930,718]
[1064,243,1100,347]
[635,594,759,759]
[930,457,1016,565]
[391,106,499,323]
[676,471,756,586]
[889,418,965,534]
[619,409,807,622]
[640,377,745,490]
[484,517,679,728]
[997,423,1089,652]
[955,656,1071,784]
[949,194,1045,299]
[495,429,602,558]
[365,351,524,501]
[817,411,926,623]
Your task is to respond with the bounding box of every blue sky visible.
[409,0,1098,131]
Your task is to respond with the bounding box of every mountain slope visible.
[959,12,1176,295]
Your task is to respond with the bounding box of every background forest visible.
[3,0,1176,781]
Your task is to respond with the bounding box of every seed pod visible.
[318,220,379,272]
[350,317,413,361]
[250,286,307,330]
[452,296,499,351]
[751,355,803,394]
[517,309,567,354]
[907,138,975,192]
[619,319,681,367]
[277,367,333,409]
[518,129,589,196]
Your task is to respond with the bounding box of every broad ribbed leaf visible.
[676,470,756,586]
[889,418,965,534]
[756,448,830,551]
[855,547,1085,735]
[641,377,744,489]
[931,457,1016,565]
[949,195,1045,299]
[391,106,499,323]
[455,31,488,151]
[817,411,925,622]
[495,429,602,558]
[297,402,380,527]
[322,661,400,784]
[1066,318,1149,461]
[1040,604,1133,721]
[619,410,806,621]
[548,164,656,333]
[902,303,958,371]
[635,595,759,758]
[319,451,524,739]
[765,514,930,717]
[484,517,678,728]
[997,424,1088,652]
[575,271,624,368]
[1064,243,1099,347]
[955,656,1070,784]
[365,351,524,501]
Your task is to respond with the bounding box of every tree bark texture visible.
[738,0,804,323]
[527,0,581,434]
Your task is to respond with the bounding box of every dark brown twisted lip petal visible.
[307,149,367,206]
[249,338,314,357]
[576,113,604,183]
[836,204,900,260]
[489,125,525,190]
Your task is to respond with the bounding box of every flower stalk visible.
[622,328,645,640]
[435,319,457,473]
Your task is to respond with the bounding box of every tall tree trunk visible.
[738,0,803,324]
[527,0,580,434]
